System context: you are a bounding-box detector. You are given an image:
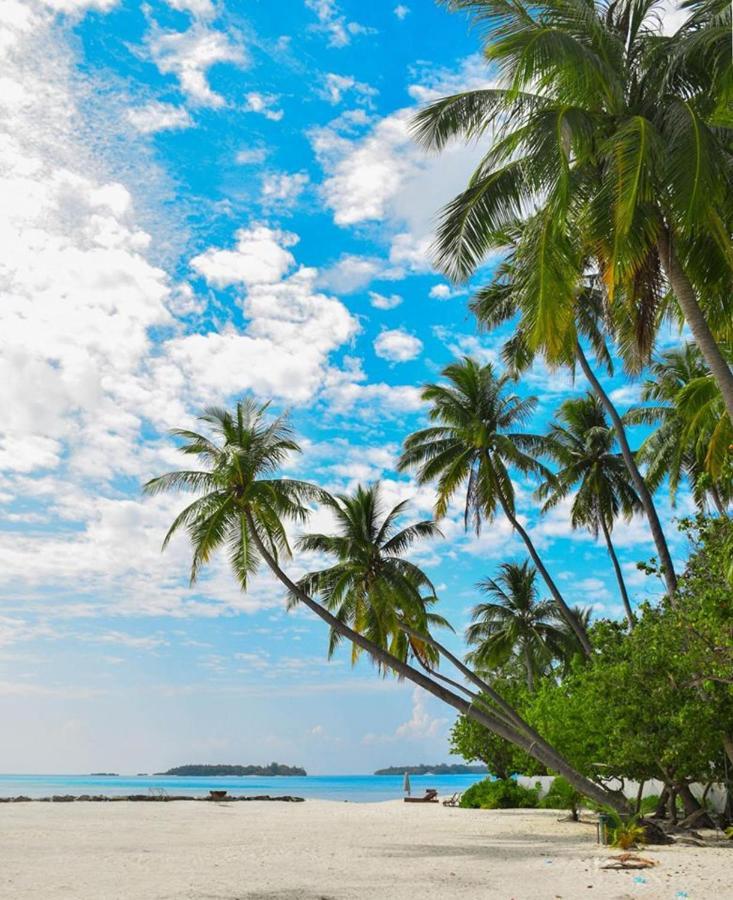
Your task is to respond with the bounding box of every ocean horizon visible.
[0,773,487,803]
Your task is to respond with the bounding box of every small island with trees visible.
[156,763,307,777]
[374,764,488,776]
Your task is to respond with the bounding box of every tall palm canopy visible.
[294,483,450,667]
[398,356,593,653]
[415,0,733,419]
[628,344,733,512]
[539,393,641,625]
[466,561,568,691]
[143,400,326,588]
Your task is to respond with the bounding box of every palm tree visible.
[469,239,678,597]
[294,483,450,667]
[398,357,593,654]
[145,397,628,813]
[413,1,733,427]
[539,394,641,626]
[627,344,732,514]
[466,561,568,691]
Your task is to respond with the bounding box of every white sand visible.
[1,799,730,899]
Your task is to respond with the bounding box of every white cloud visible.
[163,0,215,17]
[317,254,385,294]
[363,688,448,743]
[368,291,402,310]
[319,73,376,105]
[42,0,117,11]
[260,171,309,211]
[374,328,423,363]
[244,91,283,121]
[310,56,493,275]
[148,23,246,108]
[305,0,374,48]
[126,101,193,134]
[190,225,297,287]
[323,358,423,415]
[609,384,641,406]
[432,327,500,365]
[235,146,268,165]
[394,4,409,19]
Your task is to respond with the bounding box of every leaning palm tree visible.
[398,357,592,654]
[413,1,733,424]
[294,483,450,668]
[470,236,679,597]
[466,561,568,691]
[627,344,732,514]
[145,397,628,812]
[539,394,641,626]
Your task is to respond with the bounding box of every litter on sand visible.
[600,853,659,870]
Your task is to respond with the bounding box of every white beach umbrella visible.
[403,772,411,796]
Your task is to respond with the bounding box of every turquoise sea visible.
[0,773,486,803]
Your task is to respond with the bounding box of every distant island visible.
[89,772,118,776]
[156,763,307,777]
[374,764,488,776]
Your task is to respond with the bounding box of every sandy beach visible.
[1,799,730,899]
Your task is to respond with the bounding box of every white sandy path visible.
[0,800,730,899]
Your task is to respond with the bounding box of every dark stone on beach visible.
[51,795,76,802]
[638,817,675,844]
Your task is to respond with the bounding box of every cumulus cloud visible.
[0,10,361,623]
[317,254,386,294]
[190,225,297,287]
[163,0,215,16]
[244,91,283,121]
[147,22,246,108]
[310,56,493,276]
[260,171,309,211]
[305,0,374,48]
[319,73,376,105]
[126,101,193,134]
[374,328,423,363]
[368,291,402,310]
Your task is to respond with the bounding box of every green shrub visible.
[539,776,582,820]
[459,778,540,810]
[638,794,661,816]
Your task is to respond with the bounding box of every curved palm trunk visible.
[598,515,635,628]
[493,485,593,656]
[575,342,678,596]
[523,644,535,691]
[709,484,728,517]
[658,227,733,423]
[245,510,627,813]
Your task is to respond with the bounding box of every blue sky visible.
[0,0,690,775]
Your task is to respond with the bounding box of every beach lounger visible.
[404,789,438,803]
[442,792,462,807]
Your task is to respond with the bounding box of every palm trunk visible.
[523,644,535,692]
[598,515,635,628]
[709,484,728,517]
[575,341,678,596]
[494,483,593,656]
[245,511,627,813]
[658,227,733,423]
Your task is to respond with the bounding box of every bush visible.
[460,778,540,810]
[539,776,582,820]
[638,794,661,816]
